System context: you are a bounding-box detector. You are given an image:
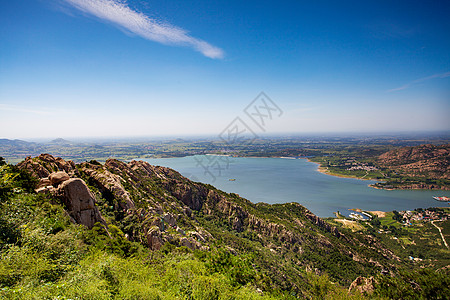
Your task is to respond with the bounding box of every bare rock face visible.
[170,182,207,211]
[180,237,200,250]
[147,226,163,250]
[348,276,376,295]
[305,210,343,239]
[79,164,135,211]
[163,213,177,227]
[18,154,77,178]
[19,159,51,178]
[57,178,105,229]
[49,171,70,186]
[37,178,51,189]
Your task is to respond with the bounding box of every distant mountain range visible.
[1,138,449,191]
[0,138,35,146]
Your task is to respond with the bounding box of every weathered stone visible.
[189,231,206,242]
[49,171,70,186]
[176,227,186,236]
[348,276,376,295]
[17,154,77,179]
[57,178,105,229]
[35,186,55,194]
[147,226,163,250]
[149,236,163,250]
[163,213,176,227]
[79,165,135,211]
[180,237,198,250]
[37,178,51,188]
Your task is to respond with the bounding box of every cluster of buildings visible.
[346,165,378,171]
[337,157,378,171]
[399,209,448,224]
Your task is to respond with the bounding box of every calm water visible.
[141,155,450,218]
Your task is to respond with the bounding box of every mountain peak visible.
[50,138,71,144]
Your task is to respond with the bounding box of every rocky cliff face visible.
[18,154,398,287]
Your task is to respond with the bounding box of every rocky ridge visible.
[18,154,400,288]
[378,144,450,180]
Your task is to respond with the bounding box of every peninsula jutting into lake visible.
[2,0,449,298]
[142,154,449,218]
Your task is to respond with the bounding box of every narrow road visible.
[360,171,369,179]
[432,220,449,249]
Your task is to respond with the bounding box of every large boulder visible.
[49,171,70,186]
[180,237,201,250]
[57,178,105,229]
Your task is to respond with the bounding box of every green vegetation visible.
[308,155,384,180]
[374,269,450,300]
[1,156,449,299]
[327,208,450,269]
[309,144,450,190]
[0,161,359,299]
[2,135,448,189]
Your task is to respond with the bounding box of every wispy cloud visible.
[62,0,225,59]
[387,71,450,92]
[0,104,54,115]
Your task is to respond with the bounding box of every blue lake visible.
[141,155,449,218]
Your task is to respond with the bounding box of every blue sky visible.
[1,0,449,139]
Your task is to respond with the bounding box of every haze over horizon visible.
[1,0,449,139]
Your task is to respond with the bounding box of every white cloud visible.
[62,0,224,59]
[387,71,450,92]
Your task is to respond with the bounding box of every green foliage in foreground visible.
[374,268,450,300]
[0,191,353,300]
[0,164,357,299]
[1,249,277,300]
[1,161,449,299]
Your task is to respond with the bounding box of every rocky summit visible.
[15,154,400,290]
[1,153,448,298]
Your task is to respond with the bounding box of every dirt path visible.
[432,220,449,249]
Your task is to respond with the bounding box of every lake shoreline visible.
[304,158,440,191]
[141,155,449,218]
[141,154,445,192]
[305,158,376,181]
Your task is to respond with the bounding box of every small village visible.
[346,164,378,171]
[399,208,449,224]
